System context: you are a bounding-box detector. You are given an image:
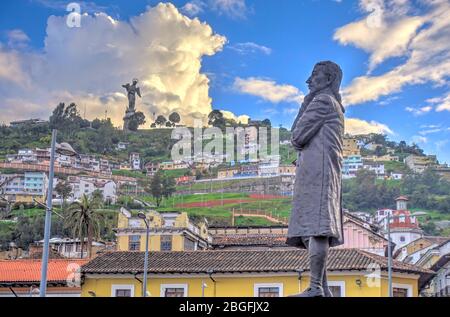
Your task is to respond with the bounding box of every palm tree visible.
[65,193,103,258]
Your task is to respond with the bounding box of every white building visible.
[116,142,129,151]
[17,149,37,163]
[258,162,280,177]
[35,237,105,259]
[391,173,404,180]
[363,162,385,178]
[129,152,141,170]
[68,177,117,203]
[377,197,424,251]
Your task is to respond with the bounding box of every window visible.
[64,243,73,253]
[400,236,406,243]
[392,283,413,297]
[111,285,134,297]
[129,235,141,251]
[393,288,408,297]
[184,237,196,251]
[75,243,87,252]
[254,284,283,297]
[328,281,346,297]
[160,235,172,251]
[160,284,188,297]
[115,289,132,297]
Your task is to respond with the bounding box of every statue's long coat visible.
[286,89,345,249]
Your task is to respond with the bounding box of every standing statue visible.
[286,61,345,297]
[122,78,141,112]
[122,78,142,131]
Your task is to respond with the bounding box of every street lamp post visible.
[39,130,77,297]
[387,213,393,297]
[381,211,427,297]
[39,129,57,297]
[138,212,151,297]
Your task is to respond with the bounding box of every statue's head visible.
[306,61,343,102]
[133,78,139,85]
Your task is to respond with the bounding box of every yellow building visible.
[278,165,296,175]
[159,161,189,171]
[217,168,239,179]
[14,194,45,204]
[343,138,360,158]
[395,236,449,263]
[115,208,211,252]
[80,249,433,297]
[365,155,400,162]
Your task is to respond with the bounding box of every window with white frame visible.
[392,283,413,297]
[254,283,283,297]
[160,235,172,251]
[111,285,134,297]
[128,235,141,251]
[160,284,188,297]
[328,281,346,297]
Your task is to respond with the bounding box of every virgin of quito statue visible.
[122,78,142,131]
[286,61,345,297]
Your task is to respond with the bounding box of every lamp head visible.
[56,142,77,157]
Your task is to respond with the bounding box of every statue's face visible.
[306,65,332,94]
[133,79,138,85]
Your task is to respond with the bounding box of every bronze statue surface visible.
[122,78,142,131]
[287,61,345,297]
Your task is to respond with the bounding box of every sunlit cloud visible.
[233,77,304,104]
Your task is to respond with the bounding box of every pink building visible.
[337,213,389,256]
[212,213,389,256]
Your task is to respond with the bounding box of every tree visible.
[55,181,72,207]
[374,146,386,157]
[49,102,89,136]
[65,194,103,258]
[155,115,167,128]
[208,110,226,128]
[261,119,272,127]
[128,112,146,131]
[149,171,164,207]
[169,112,181,126]
[162,176,176,200]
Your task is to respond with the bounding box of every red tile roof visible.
[0,259,88,284]
[213,234,289,247]
[81,249,433,276]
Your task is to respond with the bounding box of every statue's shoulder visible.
[313,93,335,105]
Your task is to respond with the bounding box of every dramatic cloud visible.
[345,118,394,135]
[229,42,272,55]
[335,0,450,106]
[220,110,250,124]
[233,77,304,104]
[0,3,231,126]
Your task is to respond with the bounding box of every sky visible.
[0,0,449,163]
